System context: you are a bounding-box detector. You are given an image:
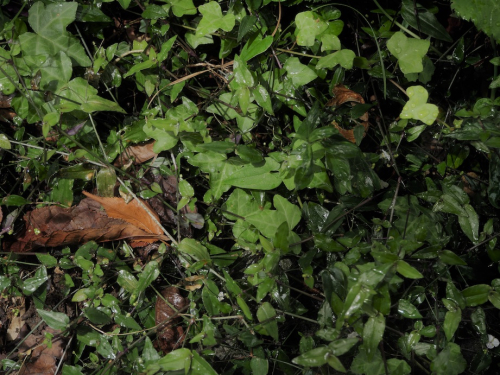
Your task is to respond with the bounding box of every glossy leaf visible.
[398,299,423,319]
[37,309,70,330]
[462,284,491,306]
[363,314,385,360]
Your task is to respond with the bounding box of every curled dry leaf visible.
[6,196,168,253]
[155,286,187,353]
[114,140,157,168]
[326,84,370,143]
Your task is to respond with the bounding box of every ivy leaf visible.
[316,49,356,70]
[240,35,273,61]
[400,86,438,125]
[196,2,235,37]
[295,11,328,46]
[451,0,500,43]
[165,0,196,17]
[39,51,72,90]
[57,78,126,113]
[19,2,91,67]
[387,32,430,74]
[284,57,318,87]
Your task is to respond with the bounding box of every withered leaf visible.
[18,328,66,375]
[83,191,163,235]
[7,198,168,253]
[326,84,370,143]
[114,140,157,167]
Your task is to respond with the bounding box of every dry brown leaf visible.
[155,287,187,353]
[6,198,168,253]
[114,140,157,167]
[326,84,370,143]
[17,328,65,375]
[83,191,163,236]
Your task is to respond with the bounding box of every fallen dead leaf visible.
[17,328,66,375]
[326,84,370,143]
[114,140,157,167]
[6,197,168,253]
[83,191,163,236]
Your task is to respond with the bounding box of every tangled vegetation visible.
[1,0,500,374]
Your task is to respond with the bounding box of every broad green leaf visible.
[37,309,70,330]
[191,350,218,375]
[400,86,438,125]
[457,204,479,243]
[387,32,430,74]
[443,309,461,340]
[57,78,125,113]
[274,195,301,230]
[401,0,452,42]
[351,347,385,375]
[284,57,318,87]
[39,51,72,89]
[256,302,279,340]
[36,254,57,268]
[96,167,116,198]
[397,260,424,279]
[196,2,235,37]
[470,307,487,335]
[178,238,211,262]
[295,11,328,46]
[115,313,142,330]
[236,144,263,163]
[167,0,196,17]
[19,2,91,66]
[84,307,112,325]
[253,84,273,114]
[430,343,467,375]
[328,338,359,356]
[51,178,73,207]
[240,35,273,61]
[233,55,254,86]
[316,49,356,70]
[292,346,329,367]
[117,270,138,293]
[0,52,18,94]
[439,250,467,266]
[136,261,160,292]
[158,348,192,371]
[250,357,269,374]
[0,134,11,149]
[363,314,385,360]
[462,284,491,306]
[451,0,500,43]
[489,291,500,309]
[2,195,28,206]
[223,158,282,190]
[398,299,423,319]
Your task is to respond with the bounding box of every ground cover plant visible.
[1,0,500,373]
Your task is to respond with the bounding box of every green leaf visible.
[292,346,330,367]
[430,343,467,375]
[250,357,269,374]
[400,0,453,42]
[117,270,138,293]
[316,49,356,70]
[196,2,235,37]
[400,86,439,125]
[167,0,197,17]
[191,350,218,375]
[37,309,70,330]
[115,313,142,330]
[488,149,500,208]
[462,284,491,306]
[57,78,125,113]
[274,195,301,230]
[443,309,461,340]
[36,254,58,268]
[387,32,430,74]
[158,348,192,371]
[256,302,279,341]
[136,261,160,293]
[398,299,423,319]
[451,0,500,43]
[253,84,274,114]
[397,260,424,279]
[489,291,500,309]
[0,134,11,149]
[223,158,282,190]
[96,167,116,198]
[295,11,328,46]
[19,2,91,66]
[240,35,273,61]
[284,57,318,87]
[2,195,28,206]
[178,238,211,262]
[328,338,359,356]
[84,307,112,325]
[363,314,385,360]
[457,204,479,243]
[39,51,73,89]
[439,250,467,266]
